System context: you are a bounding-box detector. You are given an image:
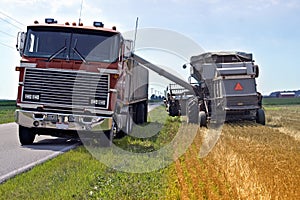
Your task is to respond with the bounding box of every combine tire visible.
[186,97,198,124]
[198,111,207,127]
[256,109,265,125]
[19,126,36,145]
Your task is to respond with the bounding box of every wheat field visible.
[171,106,300,199]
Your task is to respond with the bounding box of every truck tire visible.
[198,111,207,127]
[256,109,265,125]
[136,103,145,124]
[100,122,114,147]
[19,125,36,145]
[186,97,198,124]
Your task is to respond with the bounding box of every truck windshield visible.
[24,27,120,63]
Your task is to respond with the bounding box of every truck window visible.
[24,30,69,58]
[24,27,120,63]
[28,33,36,52]
[71,33,119,62]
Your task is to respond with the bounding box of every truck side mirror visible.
[16,32,26,56]
[188,76,191,84]
[254,65,259,78]
[123,39,133,59]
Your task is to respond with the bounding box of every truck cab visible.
[15,19,148,145]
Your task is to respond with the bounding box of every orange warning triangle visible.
[234,82,243,91]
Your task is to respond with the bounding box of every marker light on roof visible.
[45,18,57,24]
[93,21,104,27]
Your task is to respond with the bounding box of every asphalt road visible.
[0,103,162,183]
[0,123,80,183]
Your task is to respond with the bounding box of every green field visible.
[263,97,300,105]
[0,100,16,124]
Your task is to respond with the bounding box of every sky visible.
[0,0,300,99]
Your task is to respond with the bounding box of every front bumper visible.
[15,110,112,132]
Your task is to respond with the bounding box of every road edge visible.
[0,142,80,184]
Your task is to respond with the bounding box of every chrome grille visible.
[23,68,109,109]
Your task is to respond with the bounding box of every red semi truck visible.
[15,18,148,146]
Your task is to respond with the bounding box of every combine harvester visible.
[166,51,265,126]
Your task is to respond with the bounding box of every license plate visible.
[46,114,58,122]
[56,123,69,129]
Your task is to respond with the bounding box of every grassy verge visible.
[0,100,16,124]
[0,105,181,200]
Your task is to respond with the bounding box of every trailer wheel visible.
[136,103,145,124]
[186,97,198,124]
[125,112,133,135]
[256,109,265,125]
[143,102,148,123]
[19,125,36,145]
[198,111,207,127]
[169,100,180,117]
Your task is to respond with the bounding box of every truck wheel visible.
[99,119,116,147]
[198,111,207,127]
[136,103,145,124]
[19,125,36,145]
[100,128,114,147]
[256,109,265,125]
[187,97,198,124]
